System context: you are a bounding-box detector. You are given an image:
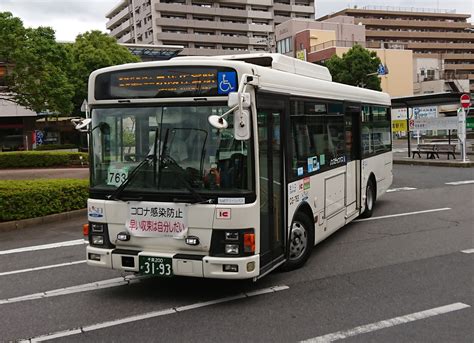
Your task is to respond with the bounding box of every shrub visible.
[0,151,88,169]
[0,179,89,221]
[35,144,79,151]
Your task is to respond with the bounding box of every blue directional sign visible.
[377,64,388,76]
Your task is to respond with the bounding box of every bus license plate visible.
[139,256,173,277]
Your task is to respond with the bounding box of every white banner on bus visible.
[411,117,458,131]
[126,202,188,238]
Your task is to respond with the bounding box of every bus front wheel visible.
[361,179,376,218]
[282,212,314,271]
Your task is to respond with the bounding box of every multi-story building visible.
[275,17,414,97]
[318,6,474,94]
[106,0,315,56]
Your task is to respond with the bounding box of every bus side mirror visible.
[228,92,251,141]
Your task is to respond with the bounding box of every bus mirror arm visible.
[208,74,254,140]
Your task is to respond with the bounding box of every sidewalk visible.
[393,150,474,167]
[0,167,89,180]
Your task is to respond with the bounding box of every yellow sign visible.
[392,120,407,132]
[296,50,306,61]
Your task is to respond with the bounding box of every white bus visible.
[82,53,392,280]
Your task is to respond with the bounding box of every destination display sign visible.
[94,67,238,100]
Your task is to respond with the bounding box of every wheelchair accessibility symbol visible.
[217,72,237,95]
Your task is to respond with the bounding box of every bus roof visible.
[89,53,390,106]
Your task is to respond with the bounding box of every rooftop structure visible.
[106,0,315,56]
[317,6,474,93]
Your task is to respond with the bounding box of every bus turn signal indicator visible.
[244,233,255,253]
[83,224,89,237]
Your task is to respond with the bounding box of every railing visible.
[310,40,365,52]
[360,5,456,14]
[309,40,407,52]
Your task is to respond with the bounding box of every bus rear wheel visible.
[361,179,376,218]
[282,212,314,271]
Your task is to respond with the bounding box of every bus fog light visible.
[117,232,130,241]
[246,261,255,272]
[185,236,200,246]
[88,253,101,261]
[223,264,238,272]
[225,244,239,255]
[91,235,104,245]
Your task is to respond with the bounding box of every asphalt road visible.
[0,164,472,342]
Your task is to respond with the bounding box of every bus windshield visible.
[90,104,253,197]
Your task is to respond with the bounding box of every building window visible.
[276,37,292,54]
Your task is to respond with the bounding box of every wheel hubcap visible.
[289,221,308,261]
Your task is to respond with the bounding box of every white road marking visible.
[300,302,470,343]
[0,260,86,277]
[0,275,147,305]
[445,180,474,186]
[0,239,87,256]
[19,285,289,342]
[461,249,474,254]
[354,208,451,223]
[386,187,417,193]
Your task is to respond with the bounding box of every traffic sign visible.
[460,94,470,109]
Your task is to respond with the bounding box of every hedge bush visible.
[0,179,89,221]
[35,144,79,151]
[0,151,88,169]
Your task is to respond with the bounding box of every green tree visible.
[324,44,382,91]
[66,31,140,114]
[0,12,74,114]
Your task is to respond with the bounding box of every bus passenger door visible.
[345,104,361,219]
[257,96,286,275]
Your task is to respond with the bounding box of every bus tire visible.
[361,178,376,218]
[282,212,314,271]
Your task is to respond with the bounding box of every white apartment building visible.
[106,0,315,56]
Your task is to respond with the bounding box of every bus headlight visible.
[91,235,104,246]
[225,244,239,255]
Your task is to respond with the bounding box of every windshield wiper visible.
[108,127,161,201]
[107,155,153,201]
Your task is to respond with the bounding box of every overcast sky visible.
[0,0,472,42]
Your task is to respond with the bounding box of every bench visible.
[413,144,456,160]
[435,144,456,160]
[413,144,437,159]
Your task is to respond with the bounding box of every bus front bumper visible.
[86,245,260,279]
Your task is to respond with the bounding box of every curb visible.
[0,209,87,232]
[394,159,474,168]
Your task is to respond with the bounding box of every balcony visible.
[406,42,473,50]
[157,32,253,45]
[360,18,473,30]
[117,31,133,44]
[444,63,474,71]
[273,3,314,14]
[366,29,474,41]
[106,7,131,30]
[156,17,271,33]
[110,19,132,38]
[181,47,253,57]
